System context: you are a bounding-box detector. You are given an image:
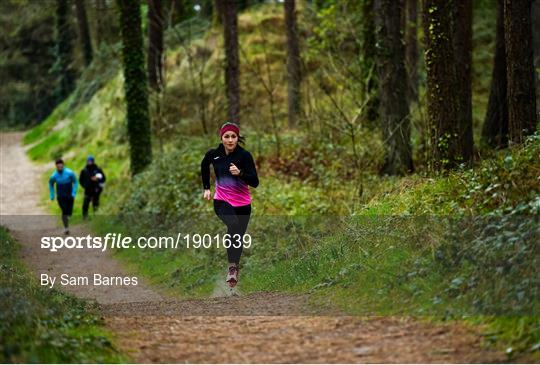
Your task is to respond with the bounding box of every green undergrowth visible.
[0,226,127,363]
[363,135,540,216]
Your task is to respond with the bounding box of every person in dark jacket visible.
[200,122,259,288]
[49,159,78,234]
[79,155,106,219]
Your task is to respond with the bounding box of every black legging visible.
[83,191,101,218]
[58,196,74,229]
[213,199,251,265]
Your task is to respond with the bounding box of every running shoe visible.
[64,228,70,235]
[226,265,239,287]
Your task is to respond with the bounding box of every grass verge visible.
[0,226,128,363]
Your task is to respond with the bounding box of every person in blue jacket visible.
[49,159,78,234]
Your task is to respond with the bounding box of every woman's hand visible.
[203,189,211,200]
[229,163,241,176]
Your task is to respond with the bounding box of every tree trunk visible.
[214,0,224,26]
[222,0,240,124]
[200,0,213,18]
[375,0,413,175]
[423,0,461,170]
[53,0,76,103]
[454,0,473,163]
[482,0,508,148]
[94,0,106,46]
[148,0,164,92]
[404,0,418,103]
[284,0,302,128]
[504,0,538,144]
[533,1,540,115]
[75,0,93,65]
[362,0,379,124]
[117,0,152,175]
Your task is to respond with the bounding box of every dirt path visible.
[0,132,504,363]
[0,132,162,304]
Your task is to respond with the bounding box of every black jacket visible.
[201,143,259,189]
[79,164,106,194]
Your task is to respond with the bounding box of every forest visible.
[0,0,539,363]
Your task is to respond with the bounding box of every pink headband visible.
[220,123,240,137]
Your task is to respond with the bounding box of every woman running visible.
[200,122,259,287]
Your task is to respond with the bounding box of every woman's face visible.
[221,131,238,152]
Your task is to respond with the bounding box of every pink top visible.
[213,175,251,207]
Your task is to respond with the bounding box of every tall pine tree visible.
[423,0,461,170]
[75,0,93,66]
[504,0,538,144]
[362,0,379,124]
[284,0,302,128]
[375,0,413,175]
[117,0,152,175]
